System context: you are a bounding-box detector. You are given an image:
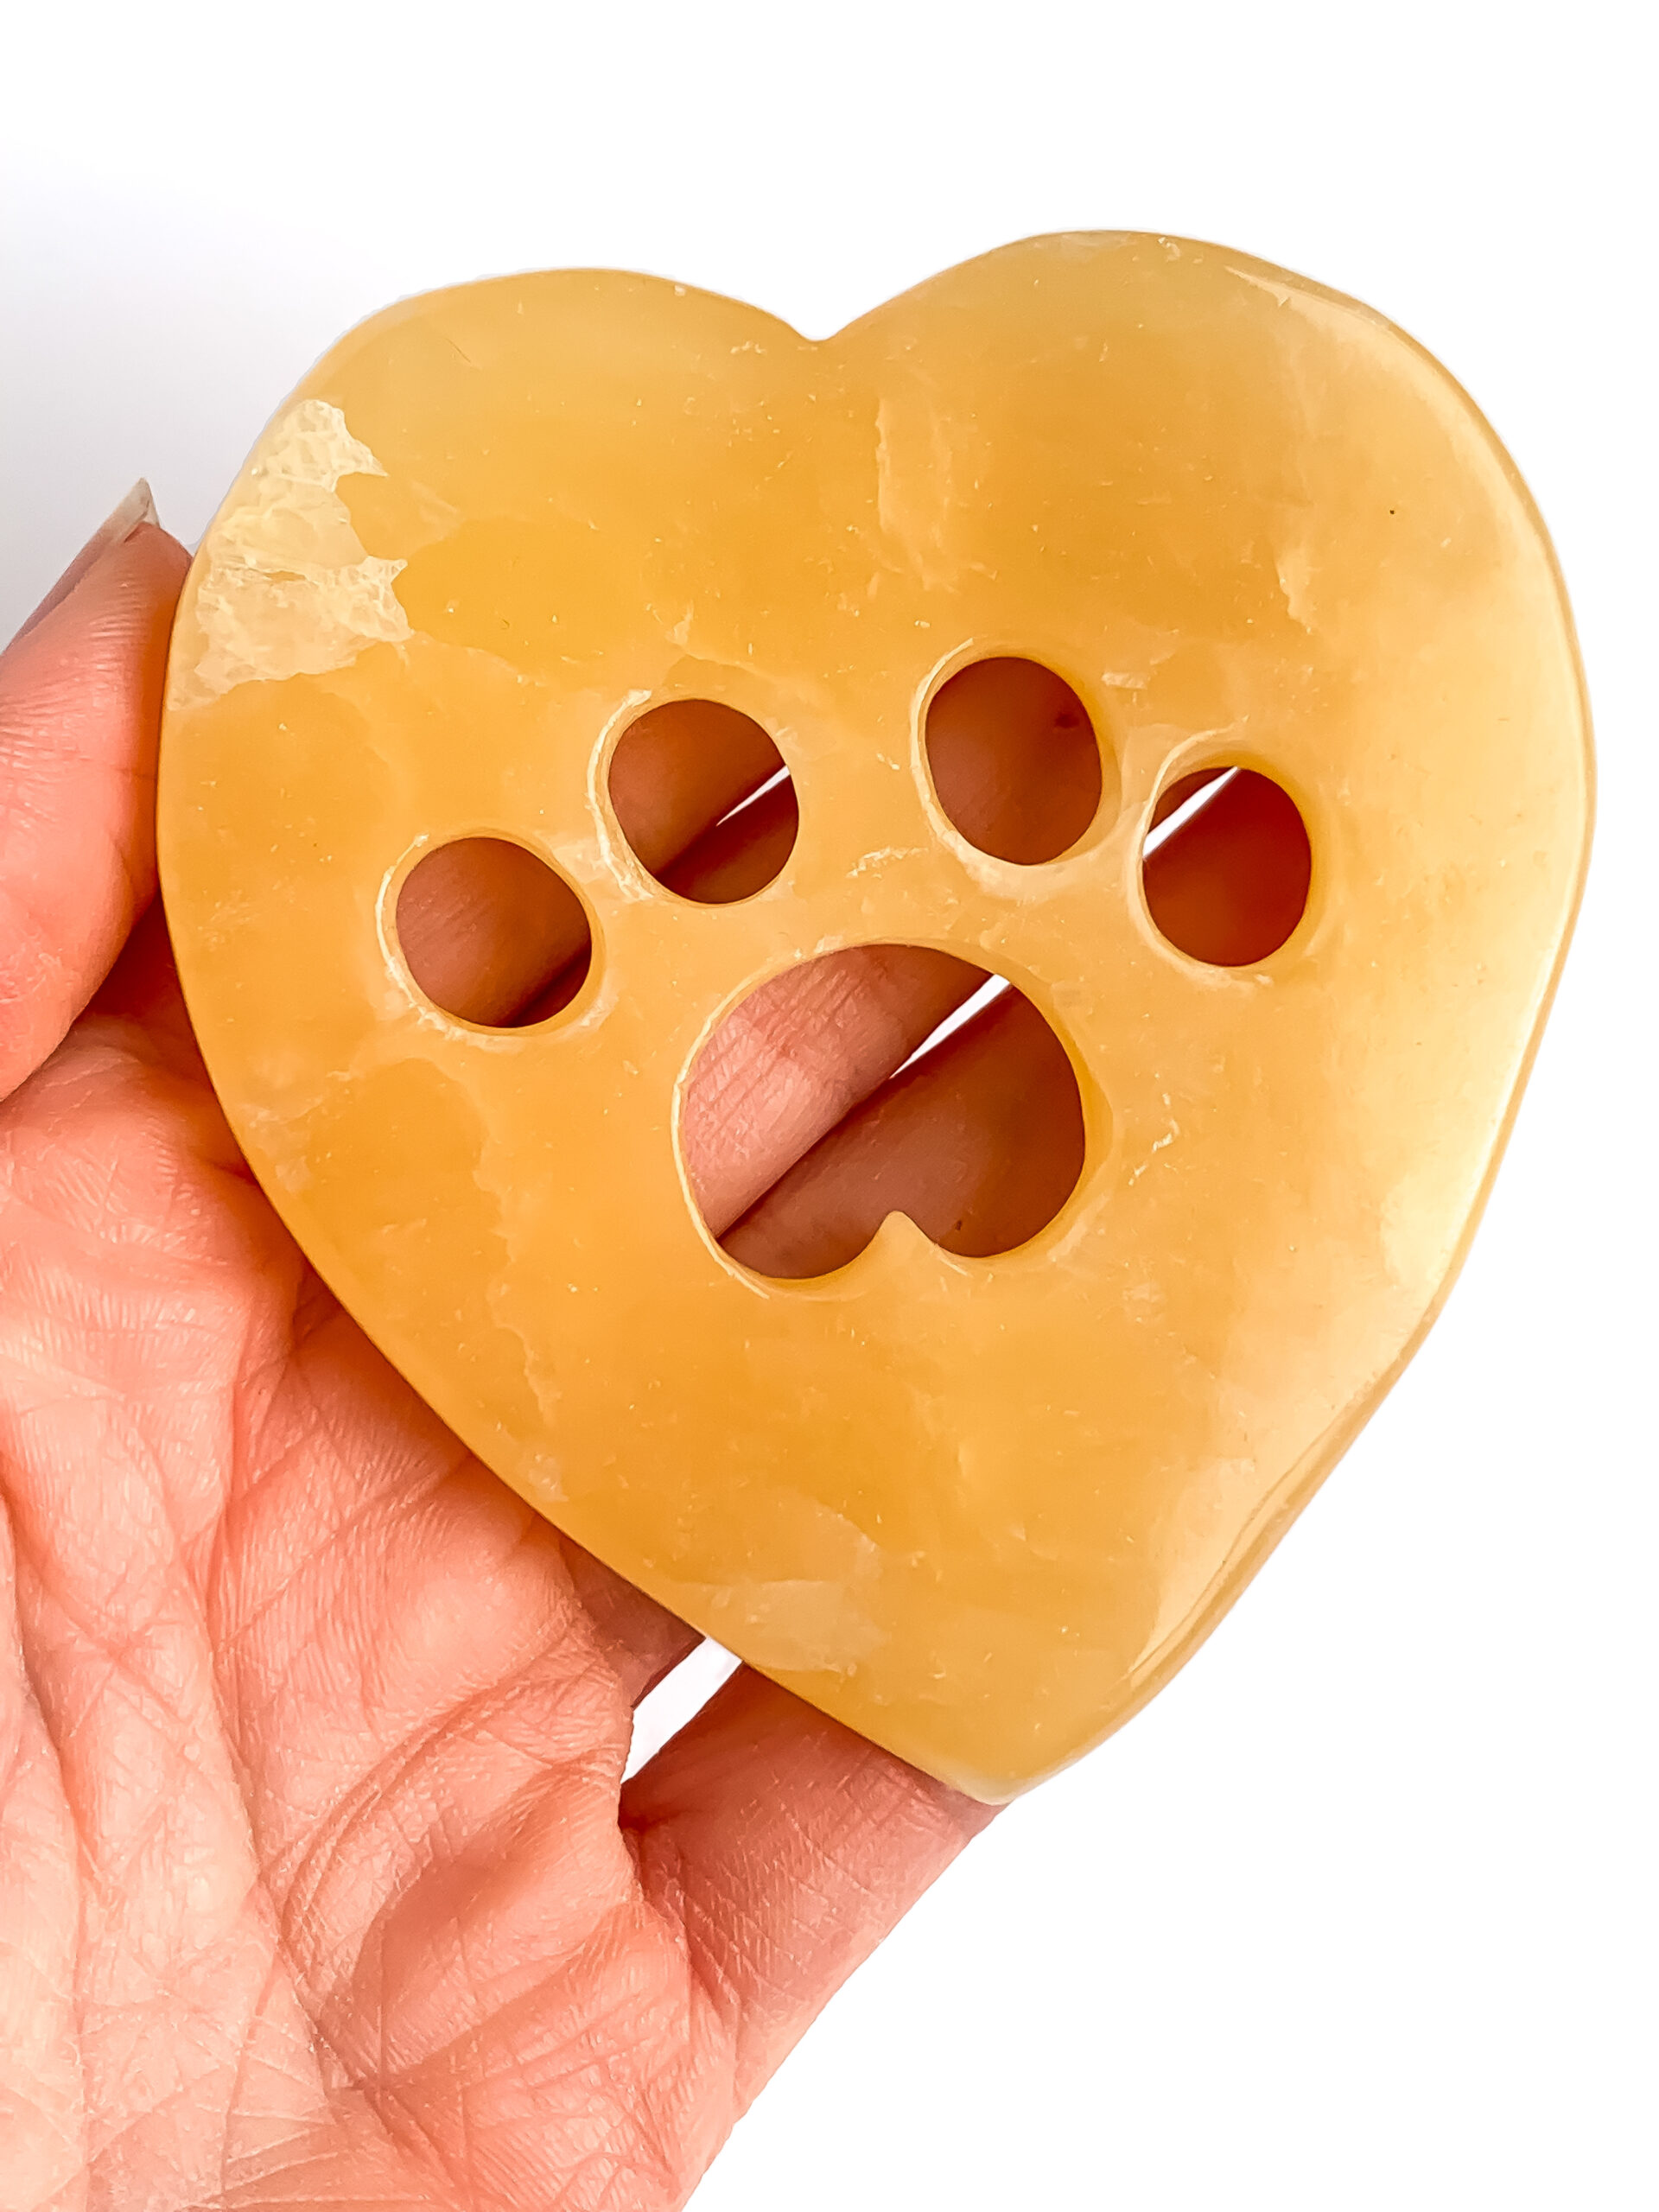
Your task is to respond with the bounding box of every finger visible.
[683,946,989,1234]
[621,1669,994,2109]
[1142,766,1311,966]
[0,495,189,1101]
[661,772,800,906]
[608,697,788,879]
[723,984,1084,1276]
[89,901,211,1082]
[556,1535,703,1707]
[8,478,158,644]
[925,656,1102,863]
[395,834,593,1027]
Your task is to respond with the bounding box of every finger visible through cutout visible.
[719,974,1087,1278]
[610,699,798,904]
[681,944,994,1236]
[1142,767,1311,966]
[396,839,592,1027]
[925,657,1106,863]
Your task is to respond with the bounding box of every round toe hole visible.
[396,837,592,1026]
[1141,768,1312,966]
[925,656,1104,863]
[609,699,798,904]
[682,944,1088,1281]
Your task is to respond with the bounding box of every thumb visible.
[0,487,190,1101]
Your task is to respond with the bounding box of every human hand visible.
[0,496,999,2212]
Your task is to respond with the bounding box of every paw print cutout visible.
[159,236,1590,1801]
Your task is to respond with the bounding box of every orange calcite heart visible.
[157,235,1591,1801]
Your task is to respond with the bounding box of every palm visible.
[0,520,987,2212]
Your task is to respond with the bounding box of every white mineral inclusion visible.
[170,398,411,708]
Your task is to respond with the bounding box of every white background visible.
[3,4,1653,2206]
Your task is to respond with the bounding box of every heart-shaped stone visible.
[158,234,1590,1801]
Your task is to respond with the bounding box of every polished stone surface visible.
[158,235,1591,1800]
